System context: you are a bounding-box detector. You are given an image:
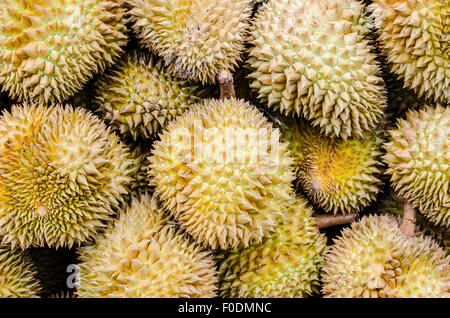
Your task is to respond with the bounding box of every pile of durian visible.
[0,0,448,298]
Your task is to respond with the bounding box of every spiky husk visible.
[378,190,450,254]
[149,98,295,249]
[248,0,387,139]
[322,214,450,298]
[0,244,40,297]
[126,0,252,84]
[383,105,449,227]
[0,104,133,249]
[283,118,383,214]
[217,197,327,297]
[93,51,205,139]
[0,0,127,103]
[128,143,152,195]
[370,0,449,103]
[77,193,218,297]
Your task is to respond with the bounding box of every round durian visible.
[321,214,450,298]
[93,51,205,139]
[77,193,218,298]
[284,118,383,215]
[0,104,134,249]
[383,105,449,227]
[149,98,295,249]
[126,0,252,84]
[0,244,40,297]
[370,0,449,104]
[217,197,327,297]
[0,0,128,103]
[248,0,387,139]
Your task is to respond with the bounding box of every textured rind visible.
[77,193,218,298]
[217,197,327,297]
[370,0,449,104]
[0,104,133,248]
[383,105,449,227]
[128,143,152,195]
[248,0,387,139]
[322,214,450,298]
[93,51,205,139]
[284,118,383,215]
[126,0,252,84]
[0,244,41,297]
[0,0,128,103]
[148,98,295,249]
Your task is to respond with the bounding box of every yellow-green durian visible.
[284,118,383,215]
[217,197,327,297]
[383,105,449,227]
[148,98,295,249]
[322,214,450,298]
[77,193,218,298]
[126,0,252,84]
[0,244,41,297]
[0,0,128,103]
[248,0,387,139]
[0,104,133,249]
[370,0,449,103]
[93,51,205,139]
[128,143,152,195]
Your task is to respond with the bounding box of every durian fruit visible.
[370,0,449,104]
[93,51,206,139]
[383,105,449,227]
[0,244,41,297]
[321,214,450,297]
[248,0,387,139]
[149,98,295,249]
[378,190,450,254]
[217,196,328,297]
[126,0,252,84]
[77,193,218,297]
[0,104,134,249]
[0,0,128,103]
[128,143,152,195]
[283,118,383,215]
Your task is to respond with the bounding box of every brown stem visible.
[399,201,417,237]
[314,213,358,229]
[218,69,235,100]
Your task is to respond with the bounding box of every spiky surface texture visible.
[370,0,449,103]
[284,119,383,214]
[383,105,449,227]
[149,98,295,249]
[0,104,133,248]
[126,0,251,84]
[0,244,40,297]
[322,214,450,298]
[248,0,387,139]
[377,190,450,254]
[0,0,127,103]
[128,143,152,195]
[217,197,327,297]
[93,51,205,139]
[77,194,218,297]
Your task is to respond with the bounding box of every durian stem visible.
[399,202,417,237]
[218,69,236,99]
[314,213,358,229]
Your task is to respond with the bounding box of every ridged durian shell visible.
[126,0,252,84]
[77,193,218,297]
[148,98,295,249]
[217,197,327,297]
[0,244,40,297]
[93,51,205,139]
[0,0,128,103]
[383,105,449,227]
[248,0,387,139]
[0,104,134,248]
[370,0,449,103]
[322,214,450,298]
